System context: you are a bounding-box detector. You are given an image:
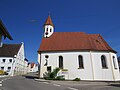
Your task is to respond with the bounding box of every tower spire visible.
[43,15,54,38]
[44,14,54,27]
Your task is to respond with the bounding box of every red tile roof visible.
[0,44,21,57]
[31,62,35,68]
[38,32,116,53]
[44,15,54,26]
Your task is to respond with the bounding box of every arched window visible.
[46,28,48,31]
[113,56,117,69]
[50,28,52,32]
[59,56,63,69]
[101,55,108,69]
[78,55,84,69]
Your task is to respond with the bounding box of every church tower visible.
[43,15,54,38]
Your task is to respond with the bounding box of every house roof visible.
[38,32,116,53]
[0,44,21,57]
[44,15,54,27]
[0,20,13,40]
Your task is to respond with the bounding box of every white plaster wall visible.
[91,51,120,81]
[13,42,27,75]
[0,57,14,76]
[39,51,93,80]
[39,51,120,81]
[110,52,120,81]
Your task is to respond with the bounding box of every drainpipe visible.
[90,51,94,80]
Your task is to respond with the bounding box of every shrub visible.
[44,68,65,80]
[55,75,65,80]
[73,78,80,81]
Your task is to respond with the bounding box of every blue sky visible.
[0,0,120,63]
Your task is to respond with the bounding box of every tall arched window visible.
[59,56,63,69]
[101,55,108,68]
[78,55,84,69]
[113,56,117,69]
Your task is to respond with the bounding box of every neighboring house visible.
[38,15,120,81]
[24,58,29,74]
[0,20,13,46]
[28,62,38,72]
[0,42,28,76]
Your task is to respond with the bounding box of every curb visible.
[34,79,51,83]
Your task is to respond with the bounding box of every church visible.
[38,15,120,81]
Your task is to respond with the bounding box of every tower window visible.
[46,28,48,31]
[78,55,84,69]
[59,56,63,69]
[113,56,117,69]
[50,28,52,32]
[101,55,108,69]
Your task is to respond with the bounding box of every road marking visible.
[0,81,2,83]
[68,87,78,90]
[0,84,2,87]
[53,84,61,87]
[43,82,49,84]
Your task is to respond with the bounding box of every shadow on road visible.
[109,84,120,88]
[23,72,39,79]
[24,75,38,79]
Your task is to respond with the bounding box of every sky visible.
[0,0,120,63]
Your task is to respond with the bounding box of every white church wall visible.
[39,51,93,80]
[110,52,120,81]
[91,51,120,81]
[38,51,120,81]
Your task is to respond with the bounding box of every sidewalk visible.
[34,79,120,86]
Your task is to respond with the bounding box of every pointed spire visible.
[44,15,54,27]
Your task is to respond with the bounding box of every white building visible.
[0,43,28,76]
[38,15,120,81]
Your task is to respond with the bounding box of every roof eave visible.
[0,20,13,40]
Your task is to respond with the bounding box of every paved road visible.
[0,73,119,90]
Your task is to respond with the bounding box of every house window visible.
[78,55,84,69]
[2,59,6,63]
[113,56,117,69]
[7,67,11,72]
[59,56,63,69]
[1,67,4,70]
[101,55,108,69]
[9,59,12,63]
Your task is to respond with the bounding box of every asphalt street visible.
[0,73,119,90]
